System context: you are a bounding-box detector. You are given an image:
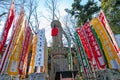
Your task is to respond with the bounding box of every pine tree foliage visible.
[101,0,120,34]
[65,0,100,26]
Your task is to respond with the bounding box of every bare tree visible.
[26,0,40,34]
[45,0,60,21]
[0,0,41,34]
[62,14,77,47]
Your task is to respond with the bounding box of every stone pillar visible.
[50,20,69,80]
[51,20,63,47]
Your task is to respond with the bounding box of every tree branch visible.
[0,12,7,18]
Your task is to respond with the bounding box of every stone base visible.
[53,58,69,72]
[28,73,46,80]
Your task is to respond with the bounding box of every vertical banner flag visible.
[44,39,48,75]
[73,33,83,73]
[35,29,45,72]
[0,1,15,53]
[67,35,72,71]
[76,27,98,70]
[74,32,92,79]
[75,47,83,73]
[83,22,106,69]
[91,18,120,70]
[74,32,86,77]
[6,16,25,75]
[99,10,120,54]
[18,26,31,74]
[0,8,24,73]
[7,28,24,75]
[18,24,32,75]
[91,27,109,68]
[22,32,33,77]
[28,35,38,74]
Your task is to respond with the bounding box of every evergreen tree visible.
[101,0,120,34]
[65,0,100,26]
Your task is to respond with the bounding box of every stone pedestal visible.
[50,47,69,80]
[29,73,46,80]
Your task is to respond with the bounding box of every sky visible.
[0,0,100,46]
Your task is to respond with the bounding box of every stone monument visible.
[50,20,69,80]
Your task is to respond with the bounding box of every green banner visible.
[74,32,92,79]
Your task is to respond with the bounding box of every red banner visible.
[0,22,17,72]
[76,27,98,69]
[0,8,24,72]
[83,22,106,69]
[22,33,33,76]
[18,23,32,75]
[0,1,15,53]
[0,1,15,72]
[76,28,92,61]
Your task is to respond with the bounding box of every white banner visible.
[35,29,45,67]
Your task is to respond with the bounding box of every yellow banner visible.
[6,16,25,75]
[28,35,38,74]
[91,18,120,69]
[7,28,24,75]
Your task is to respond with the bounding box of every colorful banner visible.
[0,1,15,53]
[77,27,92,60]
[18,24,32,75]
[35,29,45,68]
[72,33,83,73]
[83,22,106,69]
[91,26,109,68]
[28,35,38,74]
[22,32,33,77]
[91,18,120,69]
[6,11,25,75]
[74,32,92,78]
[6,26,24,75]
[0,8,24,73]
[75,47,83,73]
[99,10,120,54]
[76,27,98,70]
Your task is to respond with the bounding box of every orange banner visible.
[91,18,120,69]
[28,35,38,74]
